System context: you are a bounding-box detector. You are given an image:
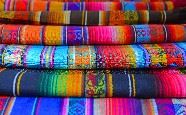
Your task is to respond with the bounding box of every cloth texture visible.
[0,68,186,97]
[0,24,186,45]
[0,43,186,69]
[0,1,178,11]
[0,97,186,115]
[0,8,186,25]
[0,0,186,114]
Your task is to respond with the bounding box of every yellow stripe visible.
[66,71,83,96]
[132,74,136,97]
[0,0,4,11]
[107,72,113,97]
[82,11,85,25]
[16,70,27,96]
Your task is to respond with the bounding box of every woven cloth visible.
[0,97,186,115]
[0,68,186,97]
[0,24,186,45]
[40,0,186,9]
[0,8,186,25]
[0,1,178,11]
[0,43,186,69]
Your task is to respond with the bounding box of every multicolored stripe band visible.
[0,1,177,11]
[0,68,186,97]
[0,24,186,45]
[0,97,186,115]
[0,9,186,25]
[0,43,186,69]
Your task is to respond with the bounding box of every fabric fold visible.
[0,68,186,97]
[0,1,179,11]
[0,97,186,115]
[0,43,186,69]
[0,24,186,45]
[1,8,186,25]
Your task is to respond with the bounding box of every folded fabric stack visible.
[0,0,186,114]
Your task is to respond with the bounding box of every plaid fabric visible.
[0,43,186,69]
[0,24,186,45]
[0,97,186,115]
[0,8,186,25]
[0,1,177,11]
[0,68,186,97]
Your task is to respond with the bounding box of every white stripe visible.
[163,10,166,24]
[99,12,101,26]
[132,25,137,43]
[82,27,85,44]
[13,69,24,96]
[163,25,167,42]
[147,11,150,24]
[128,74,132,97]
[152,99,159,115]
[37,11,41,24]
[86,27,89,44]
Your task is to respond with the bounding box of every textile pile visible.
[0,0,186,115]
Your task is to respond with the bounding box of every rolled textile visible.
[0,1,177,11]
[0,97,186,115]
[0,25,186,45]
[0,8,186,25]
[1,43,186,69]
[0,68,186,97]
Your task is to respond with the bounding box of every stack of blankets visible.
[0,0,186,114]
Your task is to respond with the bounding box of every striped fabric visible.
[1,43,186,69]
[0,68,186,97]
[0,9,186,25]
[0,1,177,11]
[0,0,185,113]
[0,97,186,115]
[0,25,186,45]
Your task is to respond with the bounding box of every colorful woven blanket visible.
[0,97,186,115]
[0,24,185,45]
[0,8,186,25]
[0,43,186,69]
[0,0,185,114]
[0,1,178,11]
[0,68,186,97]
